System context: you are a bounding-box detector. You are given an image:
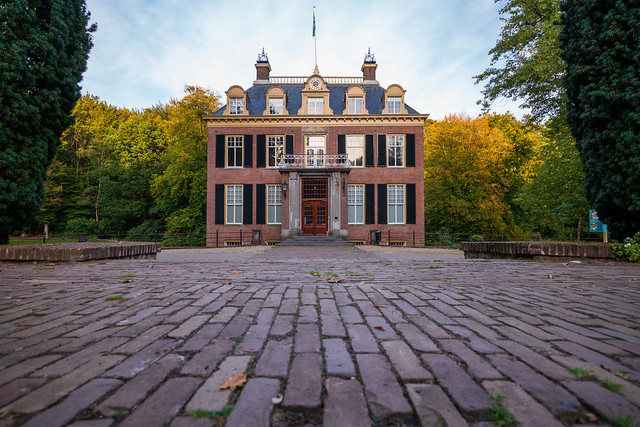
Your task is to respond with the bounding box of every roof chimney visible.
[255,48,271,82]
[362,48,377,83]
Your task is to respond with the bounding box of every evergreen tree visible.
[0,0,96,243]
[560,0,640,239]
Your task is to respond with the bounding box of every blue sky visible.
[82,0,523,120]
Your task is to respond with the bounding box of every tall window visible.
[388,135,404,167]
[348,185,364,224]
[388,185,405,224]
[268,136,284,167]
[267,185,282,224]
[230,98,244,115]
[226,136,243,168]
[269,98,283,115]
[308,98,323,115]
[387,97,401,114]
[306,136,325,168]
[348,97,363,114]
[226,185,243,224]
[347,135,364,167]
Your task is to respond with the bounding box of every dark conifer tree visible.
[560,0,640,239]
[0,0,96,243]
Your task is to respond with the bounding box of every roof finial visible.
[364,48,376,64]
[257,48,269,63]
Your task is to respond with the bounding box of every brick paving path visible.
[0,246,639,426]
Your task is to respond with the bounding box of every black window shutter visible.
[406,134,415,167]
[377,134,387,166]
[243,184,253,224]
[256,135,266,168]
[215,184,224,224]
[406,183,416,224]
[337,135,346,154]
[285,134,294,164]
[256,184,266,224]
[365,184,375,224]
[365,134,374,167]
[244,135,253,168]
[215,135,225,168]
[377,184,387,224]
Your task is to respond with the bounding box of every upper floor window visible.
[387,97,402,114]
[348,97,363,114]
[226,136,243,168]
[230,98,244,115]
[269,98,284,115]
[308,98,323,115]
[388,135,404,167]
[347,135,364,167]
[268,136,284,167]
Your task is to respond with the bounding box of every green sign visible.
[589,210,607,233]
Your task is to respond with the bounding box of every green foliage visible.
[611,232,640,262]
[566,366,595,381]
[560,0,640,240]
[126,219,164,242]
[474,0,565,122]
[484,393,519,426]
[603,378,624,394]
[105,295,127,301]
[0,0,96,243]
[64,218,100,235]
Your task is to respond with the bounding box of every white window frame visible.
[226,185,243,225]
[348,96,363,114]
[387,135,404,168]
[269,98,284,115]
[230,98,244,115]
[348,184,364,224]
[267,185,282,224]
[267,136,284,168]
[347,135,364,168]
[308,98,323,115]
[305,135,325,168]
[387,96,401,114]
[226,136,243,168]
[388,184,405,224]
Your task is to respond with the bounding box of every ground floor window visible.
[267,185,282,224]
[226,185,243,224]
[348,185,364,224]
[388,184,405,224]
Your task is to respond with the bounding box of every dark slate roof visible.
[213,82,420,116]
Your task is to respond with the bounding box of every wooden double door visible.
[302,178,328,236]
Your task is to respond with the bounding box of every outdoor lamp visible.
[282,180,288,199]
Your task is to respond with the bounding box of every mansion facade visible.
[205,51,428,246]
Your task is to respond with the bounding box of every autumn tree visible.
[560,0,640,239]
[0,0,96,243]
[423,114,518,236]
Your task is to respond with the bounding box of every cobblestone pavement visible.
[1,246,639,426]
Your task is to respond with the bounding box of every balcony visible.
[278,155,351,170]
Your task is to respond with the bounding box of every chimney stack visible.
[362,48,377,83]
[255,48,271,82]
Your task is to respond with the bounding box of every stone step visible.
[279,236,351,246]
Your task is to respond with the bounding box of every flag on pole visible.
[313,7,316,37]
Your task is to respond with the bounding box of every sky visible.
[82,0,525,120]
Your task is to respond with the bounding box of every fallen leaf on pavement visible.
[32,307,38,311]
[32,284,38,287]
[374,326,386,331]
[222,282,232,285]
[231,271,241,275]
[374,305,386,308]
[226,298,234,302]
[119,279,133,283]
[586,413,597,422]
[327,277,345,283]
[271,393,283,404]
[220,373,247,391]
[358,281,365,285]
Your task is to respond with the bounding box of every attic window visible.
[349,97,363,114]
[230,98,244,115]
[269,98,283,115]
[308,98,323,115]
[387,97,401,114]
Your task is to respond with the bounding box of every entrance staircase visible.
[279,235,351,246]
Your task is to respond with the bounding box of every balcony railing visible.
[278,155,351,169]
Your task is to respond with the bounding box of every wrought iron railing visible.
[278,155,350,169]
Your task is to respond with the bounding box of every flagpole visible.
[313,6,318,72]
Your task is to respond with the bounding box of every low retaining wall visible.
[0,242,161,262]
[460,241,611,260]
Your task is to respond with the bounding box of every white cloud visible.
[83,0,528,120]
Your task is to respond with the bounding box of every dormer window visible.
[230,98,244,115]
[269,98,284,115]
[387,97,402,114]
[348,97,363,114]
[308,98,323,115]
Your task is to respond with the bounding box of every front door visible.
[302,178,328,235]
[303,201,327,235]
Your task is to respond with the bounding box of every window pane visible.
[348,205,356,224]
[349,97,363,114]
[308,98,323,114]
[269,98,283,114]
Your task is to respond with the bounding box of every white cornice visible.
[203,114,430,128]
